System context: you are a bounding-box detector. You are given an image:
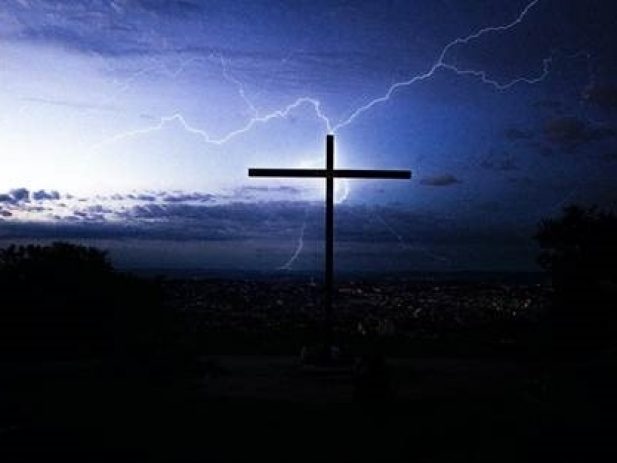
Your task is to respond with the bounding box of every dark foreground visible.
[1,278,616,462]
[4,209,616,461]
[2,351,617,462]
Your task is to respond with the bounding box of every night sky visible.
[1,0,616,273]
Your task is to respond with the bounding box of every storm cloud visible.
[419,174,461,187]
[543,117,615,150]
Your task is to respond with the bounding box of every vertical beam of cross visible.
[249,135,411,348]
[325,134,334,335]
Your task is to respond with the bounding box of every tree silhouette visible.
[0,242,190,376]
[0,242,117,358]
[535,205,617,347]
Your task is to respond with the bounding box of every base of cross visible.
[298,342,394,402]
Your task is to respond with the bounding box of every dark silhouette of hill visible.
[0,242,192,370]
[0,242,202,461]
[1,242,117,359]
[0,237,616,462]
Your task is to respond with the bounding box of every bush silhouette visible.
[0,242,189,375]
[0,243,115,357]
[535,205,617,346]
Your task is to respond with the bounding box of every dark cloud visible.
[0,0,380,91]
[543,117,616,150]
[583,84,617,111]
[86,205,113,214]
[9,188,29,202]
[232,185,304,200]
[544,117,588,147]
[162,192,215,203]
[0,201,528,251]
[0,192,549,271]
[128,204,163,219]
[0,210,12,217]
[25,206,48,213]
[32,190,60,201]
[239,185,302,194]
[70,209,106,222]
[50,201,308,242]
[420,174,461,187]
[90,191,211,203]
[135,194,156,202]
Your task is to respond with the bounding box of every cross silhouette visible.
[249,134,411,345]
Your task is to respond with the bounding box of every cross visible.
[249,134,411,346]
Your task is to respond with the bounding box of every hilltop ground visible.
[1,278,616,462]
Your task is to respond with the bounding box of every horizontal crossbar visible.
[248,168,411,179]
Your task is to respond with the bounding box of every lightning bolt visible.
[111,56,207,96]
[87,0,566,275]
[218,54,259,118]
[331,0,546,133]
[90,96,332,152]
[93,0,548,154]
[549,187,579,214]
[373,210,451,264]
[278,208,309,270]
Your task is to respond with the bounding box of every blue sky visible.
[0,0,616,273]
